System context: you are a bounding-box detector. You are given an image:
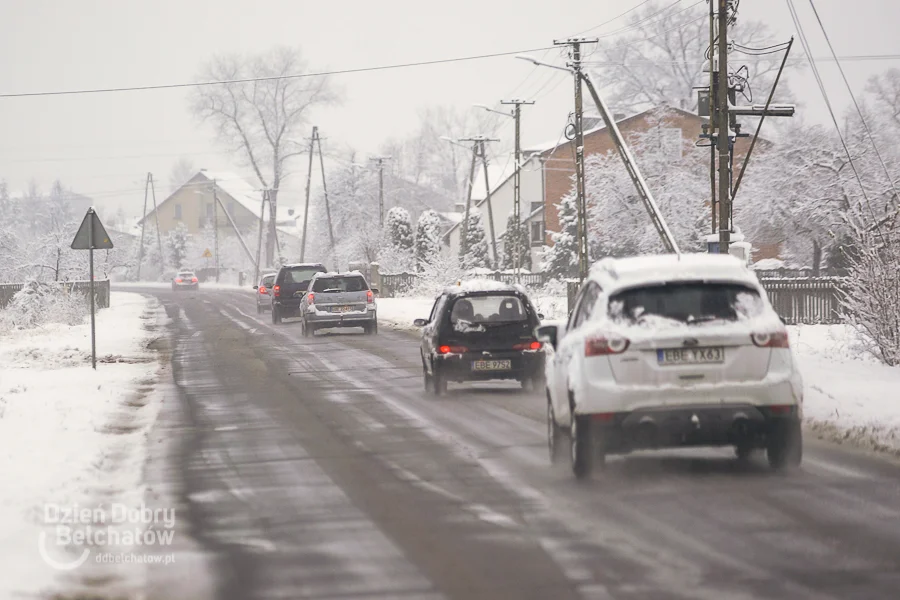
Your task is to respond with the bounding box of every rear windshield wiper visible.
[685,314,724,324]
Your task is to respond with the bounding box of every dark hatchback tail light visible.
[513,341,542,350]
[273,285,281,297]
[438,345,468,354]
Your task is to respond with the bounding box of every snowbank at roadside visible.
[0,292,166,598]
[789,325,900,455]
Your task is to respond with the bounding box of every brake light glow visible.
[752,331,789,348]
[191,277,198,283]
[367,290,374,303]
[438,345,468,354]
[175,278,182,283]
[308,292,315,303]
[513,341,542,350]
[591,412,615,422]
[768,404,794,414]
[584,335,630,356]
[258,286,267,294]
[273,285,281,297]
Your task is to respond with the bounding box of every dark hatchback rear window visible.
[312,276,368,293]
[449,294,528,324]
[609,282,764,324]
[283,267,325,284]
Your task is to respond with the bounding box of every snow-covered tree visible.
[589,1,788,113]
[542,190,579,278]
[386,206,414,251]
[414,209,442,272]
[584,121,708,258]
[501,213,532,271]
[166,223,190,269]
[460,211,491,271]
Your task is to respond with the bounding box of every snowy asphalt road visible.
[139,286,900,600]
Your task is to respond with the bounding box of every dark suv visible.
[271,263,327,324]
[414,282,545,395]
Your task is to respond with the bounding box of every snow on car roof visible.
[592,253,758,291]
[312,270,365,279]
[444,279,518,294]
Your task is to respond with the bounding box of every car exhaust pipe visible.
[634,419,659,449]
[729,414,753,445]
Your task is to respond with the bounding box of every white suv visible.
[537,254,804,479]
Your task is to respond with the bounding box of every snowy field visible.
[377,297,900,456]
[0,292,165,598]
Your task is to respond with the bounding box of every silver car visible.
[300,272,378,336]
[254,272,277,313]
[172,270,199,291]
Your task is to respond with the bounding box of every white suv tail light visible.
[751,330,790,348]
[585,334,630,357]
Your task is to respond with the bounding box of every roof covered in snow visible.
[443,279,518,295]
[590,253,758,293]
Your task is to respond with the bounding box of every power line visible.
[569,0,658,37]
[784,0,884,238]
[0,45,559,99]
[805,0,899,209]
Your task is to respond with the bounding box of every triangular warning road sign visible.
[71,208,114,250]
[202,248,212,258]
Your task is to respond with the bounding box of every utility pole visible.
[554,37,597,282]
[716,0,732,255]
[456,136,500,265]
[300,127,317,261]
[212,180,220,283]
[701,1,794,254]
[500,99,535,280]
[254,190,267,283]
[369,156,391,227]
[315,131,337,268]
[460,142,479,259]
[136,174,150,281]
[478,140,499,266]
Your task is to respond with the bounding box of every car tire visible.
[570,413,594,480]
[767,419,803,470]
[547,394,566,465]
[432,361,447,396]
[735,444,754,462]
[272,306,281,325]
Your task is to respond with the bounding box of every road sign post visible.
[71,208,113,370]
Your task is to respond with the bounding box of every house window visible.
[530,201,543,216]
[174,204,182,220]
[530,220,545,247]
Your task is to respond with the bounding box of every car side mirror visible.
[535,324,559,349]
[253,285,259,290]
[413,318,429,327]
[537,313,545,320]
[371,287,379,295]
[779,315,787,325]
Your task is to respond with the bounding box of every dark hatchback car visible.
[414,282,545,395]
[271,263,327,324]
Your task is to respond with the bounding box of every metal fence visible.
[565,276,845,325]
[0,280,111,310]
[379,271,551,298]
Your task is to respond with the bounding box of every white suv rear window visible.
[609,282,764,325]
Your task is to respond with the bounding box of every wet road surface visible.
[139,286,900,600]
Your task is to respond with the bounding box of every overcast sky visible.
[1,0,898,218]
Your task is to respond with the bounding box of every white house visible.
[443,154,547,268]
